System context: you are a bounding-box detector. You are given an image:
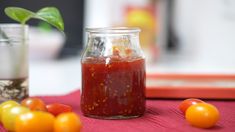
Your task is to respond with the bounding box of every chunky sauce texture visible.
[81,57,145,117]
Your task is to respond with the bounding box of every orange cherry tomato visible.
[54,112,82,132]
[185,103,220,128]
[15,111,55,132]
[179,98,204,114]
[21,97,47,111]
[46,103,72,116]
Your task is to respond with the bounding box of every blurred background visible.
[0,0,235,95]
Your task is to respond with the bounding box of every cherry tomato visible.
[1,106,30,131]
[179,98,204,114]
[21,97,47,111]
[0,100,19,122]
[54,112,82,132]
[46,103,72,116]
[185,103,220,128]
[15,111,55,132]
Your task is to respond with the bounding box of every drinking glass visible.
[0,24,29,102]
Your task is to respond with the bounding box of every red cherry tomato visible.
[21,98,47,111]
[179,98,204,114]
[46,103,72,116]
[186,103,220,128]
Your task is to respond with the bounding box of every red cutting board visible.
[146,74,235,99]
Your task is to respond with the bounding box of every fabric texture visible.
[1,90,235,132]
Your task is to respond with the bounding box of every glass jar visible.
[0,24,29,102]
[81,27,146,119]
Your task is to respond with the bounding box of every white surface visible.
[29,54,235,96]
[29,57,81,96]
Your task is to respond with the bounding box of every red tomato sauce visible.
[81,57,146,117]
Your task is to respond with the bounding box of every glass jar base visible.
[0,95,29,103]
[83,114,143,120]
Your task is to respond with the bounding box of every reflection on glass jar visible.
[81,27,146,119]
[0,24,29,103]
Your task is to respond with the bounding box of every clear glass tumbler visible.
[81,27,146,119]
[0,24,29,102]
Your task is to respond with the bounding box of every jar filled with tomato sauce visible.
[81,27,145,119]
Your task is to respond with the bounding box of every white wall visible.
[174,0,235,67]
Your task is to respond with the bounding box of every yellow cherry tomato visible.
[15,111,55,132]
[185,103,220,128]
[54,112,82,132]
[0,100,19,122]
[2,106,30,131]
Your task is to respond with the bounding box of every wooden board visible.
[146,74,235,99]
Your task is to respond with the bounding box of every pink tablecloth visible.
[1,90,235,132]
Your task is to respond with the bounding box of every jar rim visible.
[0,23,28,43]
[0,23,29,28]
[85,27,141,34]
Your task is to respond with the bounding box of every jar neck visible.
[87,32,140,45]
[84,27,144,59]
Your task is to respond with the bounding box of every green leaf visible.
[36,7,64,31]
[4,7,35,24]
[4,7,64,31]
[38,21,53,32]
